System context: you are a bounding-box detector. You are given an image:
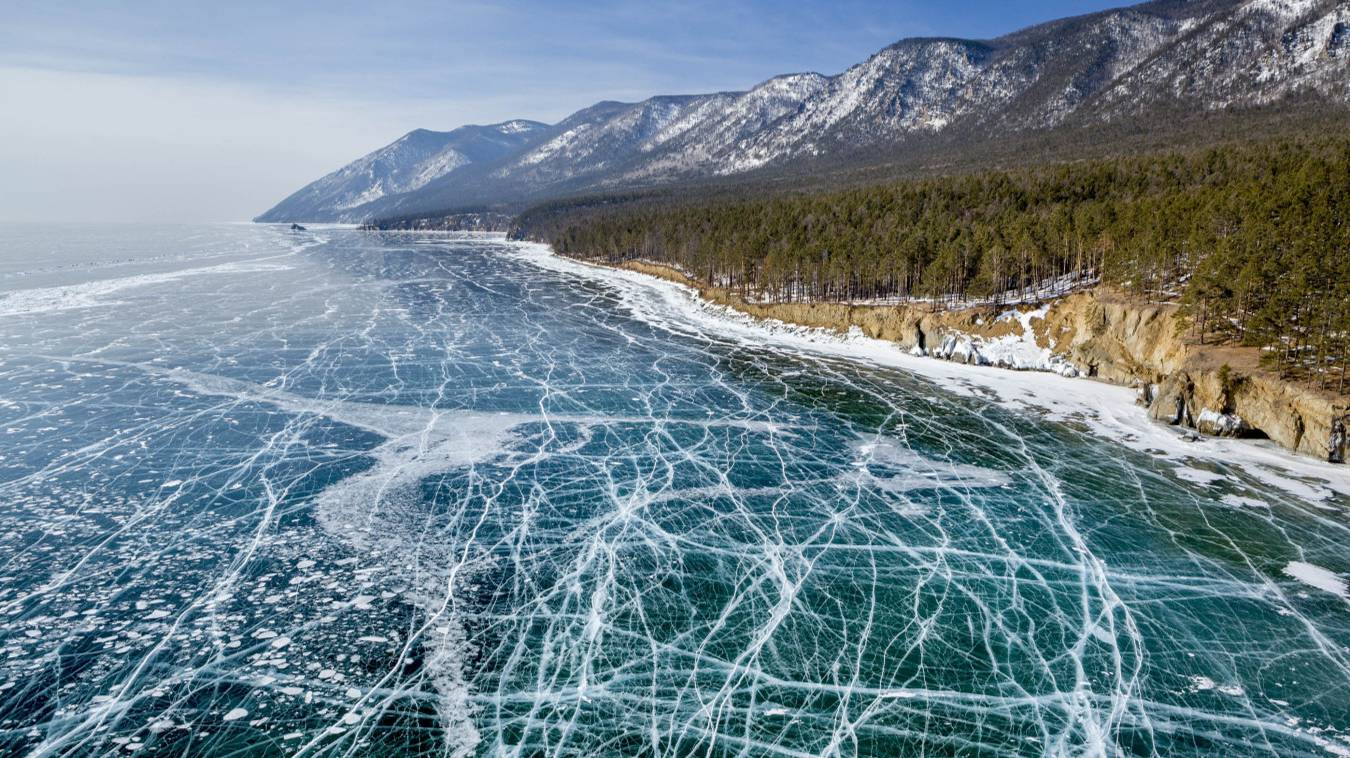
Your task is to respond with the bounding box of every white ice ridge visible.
[0,259,296,317]
[508,241,1350,504]
[163,365,792,446]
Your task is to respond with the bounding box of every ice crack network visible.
[0,226,1346,756]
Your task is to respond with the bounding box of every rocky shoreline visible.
[593,258,1349,464]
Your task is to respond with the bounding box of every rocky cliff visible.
[1035,292,1347,461]
[614,260,1349,463]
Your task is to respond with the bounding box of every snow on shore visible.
[926,304,1080,376]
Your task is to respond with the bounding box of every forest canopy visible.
[516,138,1350,392]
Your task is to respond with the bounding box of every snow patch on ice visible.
[1174,466,1226,486]
[1283,561,1348,600]
[1221,494,1268,509]
[852,438,1012,493]
[0,260,294,317]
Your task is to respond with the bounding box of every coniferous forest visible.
[516,137,1350,392]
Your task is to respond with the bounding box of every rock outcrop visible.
[1035,292,1347,461]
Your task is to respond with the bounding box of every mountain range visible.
[256,0,1350,224]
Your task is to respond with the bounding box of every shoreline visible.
[508,240,1350,504]
[602,258,1347,457]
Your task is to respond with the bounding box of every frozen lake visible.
[1,224,1347,756]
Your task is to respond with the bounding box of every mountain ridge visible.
[255,119,550,222]
[256,0,1349,223]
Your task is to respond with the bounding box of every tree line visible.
[515,138,1350,392]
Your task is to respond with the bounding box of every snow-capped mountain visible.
[1094,0,1350,115]
[255,120,549,222]
[258,0,1349,223]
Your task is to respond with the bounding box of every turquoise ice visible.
[0,225,1347,756]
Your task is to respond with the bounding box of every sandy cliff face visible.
[615,260,1349,462]
[1032,293,1187,381]
[1035,292,1346,460]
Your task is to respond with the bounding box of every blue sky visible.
[1,1,1129,222]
